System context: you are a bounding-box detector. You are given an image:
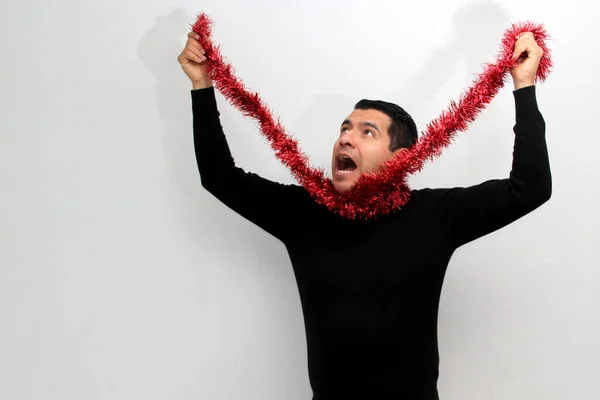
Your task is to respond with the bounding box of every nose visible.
[339,129,357,148]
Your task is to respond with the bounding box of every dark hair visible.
[354,99,418,151]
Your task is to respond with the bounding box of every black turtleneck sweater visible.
[191,85,551,400]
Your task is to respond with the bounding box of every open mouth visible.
[336,155,357,172]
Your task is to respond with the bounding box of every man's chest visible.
[287,216,452,298]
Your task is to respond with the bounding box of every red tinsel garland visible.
[191,13,552,220]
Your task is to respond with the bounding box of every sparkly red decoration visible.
[191,14,552,220]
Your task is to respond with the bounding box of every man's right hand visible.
[178,31,213,89]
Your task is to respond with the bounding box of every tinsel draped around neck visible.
[191,13,552,220]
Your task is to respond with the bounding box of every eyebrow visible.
[341,119,381,134]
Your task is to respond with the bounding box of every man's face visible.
[331,108,403,193]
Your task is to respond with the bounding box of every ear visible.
[392,147,408,157]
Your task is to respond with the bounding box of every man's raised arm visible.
[428,32,552,248]
[178,31,309,241]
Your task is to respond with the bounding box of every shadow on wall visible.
[137,8,206,207]
[136,13,309,395]
[136,8,289,214]
[294,1,512,182]
[137,1,513,199]
[136,7,260,240]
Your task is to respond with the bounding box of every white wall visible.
[1,0,598,399]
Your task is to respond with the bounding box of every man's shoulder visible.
[404,186,464,215]
[409,187,454,202]
[280,182,325,209]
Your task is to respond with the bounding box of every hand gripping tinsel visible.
[191,13,553,220]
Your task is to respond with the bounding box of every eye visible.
[340,126,349,134]
[365,130,374,137]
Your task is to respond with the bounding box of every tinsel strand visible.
[191,15,552,220]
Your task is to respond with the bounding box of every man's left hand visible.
[510,32,544,90]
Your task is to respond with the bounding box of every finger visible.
[187,38,206,54]
[514,39,543,61]
[187,31,200,40]
[186,47,206,64]
[517,32,533,40]
[521,32,534,40]
[517,33,537,48]
[513,45,526,60]
[185,33,206,55]
[514,32,533,46]
[512,38,532,60]
[513,42,524,60]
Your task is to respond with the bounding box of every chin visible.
[332,175,358,193]
[334,184,351,193]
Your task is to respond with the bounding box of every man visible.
[178,30,551,400]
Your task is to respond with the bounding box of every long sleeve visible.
[192,87,310,241]
[434,85,552,248]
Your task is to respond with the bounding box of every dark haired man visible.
[332,98,418,193]
[178,31,551,400]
